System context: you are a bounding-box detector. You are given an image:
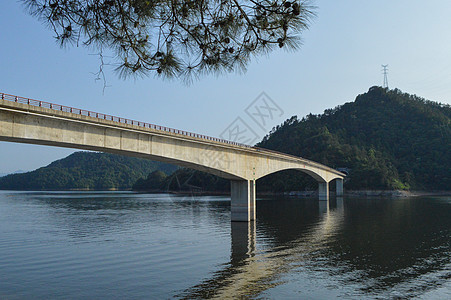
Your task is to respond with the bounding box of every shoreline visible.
[1,189,450,198]
[283,190,451,198]
[344,190,451,197]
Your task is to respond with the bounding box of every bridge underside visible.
[0,135,244,181]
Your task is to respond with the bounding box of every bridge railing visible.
[1,92,251,148]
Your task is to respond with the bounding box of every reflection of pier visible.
[178,199,345,299]
[231,222,256,265]
[319,197,344,214]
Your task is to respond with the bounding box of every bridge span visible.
[0,93,345,221]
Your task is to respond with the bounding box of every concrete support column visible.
[318,181,329,201]
[336,178,344,197]
[231,180,256,222]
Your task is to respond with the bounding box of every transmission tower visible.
[382,64,389,88]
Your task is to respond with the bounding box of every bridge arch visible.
[255,167,344,197]
[3,135,248,181]
[257,167,329,183]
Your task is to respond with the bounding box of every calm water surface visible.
[0,191,450,299]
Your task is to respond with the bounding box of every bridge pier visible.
[231,180,256,222]
[336,178,344,197]
[318,182,329,201]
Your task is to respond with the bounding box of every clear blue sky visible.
[1,0,451,174]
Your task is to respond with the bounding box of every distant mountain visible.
[0,170,26,178]
[0,152,177,190]
[257,86,450,191]
[133,168,230,193]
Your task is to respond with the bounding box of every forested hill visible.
[0,152,177,190]
[257,87,450,190]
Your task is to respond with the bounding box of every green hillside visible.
[0,151,177,190]
[133,168,230,193]
[257,87,450,191]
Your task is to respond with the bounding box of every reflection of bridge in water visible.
[0,93,345,221]
[177,198,345,299]
[179,196,451,299]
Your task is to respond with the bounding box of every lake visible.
[0,191,450,299]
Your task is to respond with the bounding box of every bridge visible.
[0,93,345,221]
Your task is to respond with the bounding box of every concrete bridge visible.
[0,93,345,221]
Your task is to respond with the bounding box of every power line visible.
[382,64,389,88]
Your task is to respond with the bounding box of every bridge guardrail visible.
[1,92,251,148]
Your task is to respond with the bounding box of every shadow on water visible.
[177,196,451,299]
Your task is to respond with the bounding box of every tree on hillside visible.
[133,170,168,191]
[23,0,315,81]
